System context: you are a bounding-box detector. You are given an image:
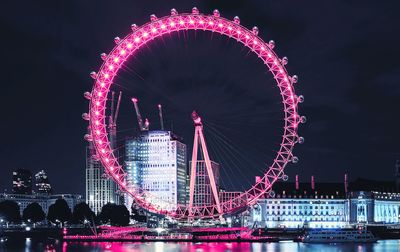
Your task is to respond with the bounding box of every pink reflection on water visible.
[63,242,257,252]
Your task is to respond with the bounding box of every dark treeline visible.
[0,199,144,227]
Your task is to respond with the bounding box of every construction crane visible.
[131,97,149,131]
[158,104,164,130]
[109,91,122,149]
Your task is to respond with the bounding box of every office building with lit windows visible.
[12,169,33,195]
[85,144,120,214]
[189,160,220,207]
[34,170,52,194]
[125,131,187,211]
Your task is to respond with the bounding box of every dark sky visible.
[1,1,400,195]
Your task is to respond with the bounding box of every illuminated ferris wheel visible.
[83,7,305,220]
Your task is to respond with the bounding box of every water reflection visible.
[1,239,399,251]
[63,240,400,252]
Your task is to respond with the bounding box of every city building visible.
[0,193,83,215]
[252,194,349,229]
[34,170,52,194]
[12,169,32,195]
[125,131,187,211]
[85,92,123,214]
[85,144,120,214]
[189,160,220,207]
[219,190,243,204]
[248,174,400,229]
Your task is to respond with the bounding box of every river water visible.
[1,240,400,251]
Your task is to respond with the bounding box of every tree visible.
[99,203,130,226]
[0,200,21,223]
[131,205,147,223]
[23,202,45,224]
[47,199,71,225]
[71,202,95,224]
[114,205,130,226]
[99,203,114,225]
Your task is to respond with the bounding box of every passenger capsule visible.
[268,40,275,49]
[300,116,307,124]
[298,136,305,144]
[150,14,158,22]
[298,95,304,103]
[84,134,93,142]
[282,56,288,65]
[292,156,299,163]
[84,92,92,100]
[233,16,240,24]
[252,26,259,35]
[292,75,298,84]
[282,174,289,181]
[269,190,276,197]
[192,7,199,15]
[90,71,97,79]
[100,53,107,61]
[82,113,90,121]
[213,9,220,17]
[114,37,121,44]
[170,8,178,16]
[131,24,138,31]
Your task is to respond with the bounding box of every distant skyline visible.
[1,1,399,194]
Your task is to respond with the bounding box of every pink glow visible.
[88,9,301,220]
[131,97,138,103]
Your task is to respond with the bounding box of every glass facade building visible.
[125,131,187,211]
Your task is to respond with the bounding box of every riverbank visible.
[1,225,399,242]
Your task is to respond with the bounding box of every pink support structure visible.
[188,111,222,218]
[86,7,303,220]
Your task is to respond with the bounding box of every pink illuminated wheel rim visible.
[86,8,304,219]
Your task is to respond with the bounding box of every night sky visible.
[1,1,399,195]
